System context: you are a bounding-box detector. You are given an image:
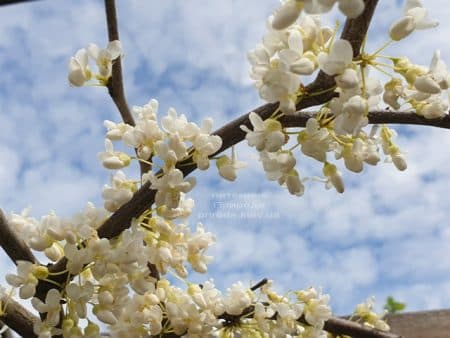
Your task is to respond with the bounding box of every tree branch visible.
[324,317,401,338]
[0,209,38,265]
[104,0,133,127]
[0,0,39,6]
[104,0,151,176]
[0,294,38,338]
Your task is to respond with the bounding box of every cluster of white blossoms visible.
[352,297,390,332]
[3,1,439,337]
[245,0,447,196]
[4,52,330,337]
[68,40,123,87]
[5,207,333,337]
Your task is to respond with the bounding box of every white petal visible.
[290,58,315,75]
[288,29,303,53]
[414,76,441,94]
[389,16,415,41]
[107,40,123,59]
[338,0,365,18]
[272,1,303,30]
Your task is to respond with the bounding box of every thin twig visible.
[104,0,134,126]
[0,0,38,6]
[0,209,38,265]
[104,0,151,176]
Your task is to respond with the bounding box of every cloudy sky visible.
[0,0,450,316]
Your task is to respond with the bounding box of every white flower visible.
[103,120,132,140]
[6,261,48,299]
[418,95,448,119]
[271,0,304,30]
[87,40,122,79]
[323,162,344,193]
[192,118,222,170]
[187,224,215,273]
[241,112,287,152]
[216,147,247,181]
[278,169,305,196]
[65,282,95,319]
[260,151,296,181]
[318,39,353,75]
[429,50,449,90]
[279,29,315,76]
[146,169,196,209]
[336,0,365,18]
[155,135,188,168]
[255,57,301,114]
[223,282,252,315]
[298,118,331,162]
[97,139,131,169]
[122,119,164,160]
[158,193,194,219]
[68,48,91,86]
[32,289,62,327]
[389,0,438,41]
[335,68,359,89]
[383,78,404,110]
[414,50,449,94]
[303,292,332,329]
[317,0,365,18]
[390,148,407,171]
[102,171,136,212]
[65,243,91,274]
[355,297,390,332]
[381,127,407,171]
[334,95,368,135]
[340,139,365,173]
[132,99,159,121]
[162,108,200,140]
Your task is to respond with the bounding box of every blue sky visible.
[1,0,450,316]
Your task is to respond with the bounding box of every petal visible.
[389,16,415,41]
[288,29,303,53]
[338,0,365,18]
[107,40,123,59]
[87,43,100,60]
[249,112,264,130]
[201,118,213,133]
[331,39,353,64]
[404,0,423,13]
[414,76,441,94]
[271,0,303,30]
[290,58,315,75]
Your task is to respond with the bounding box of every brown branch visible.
[104,0,151,176]
[0,0,39,6]
[0,295,38,338]
[104,0,133,126]
[324,317,401,338]
[282,110,450,129]
[0,209,38,265]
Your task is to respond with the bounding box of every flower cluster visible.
[3,1,440,337]
[271,0,365,31]
[245,0,445,195]
[353,297,390,332]
[68,40,122,86]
